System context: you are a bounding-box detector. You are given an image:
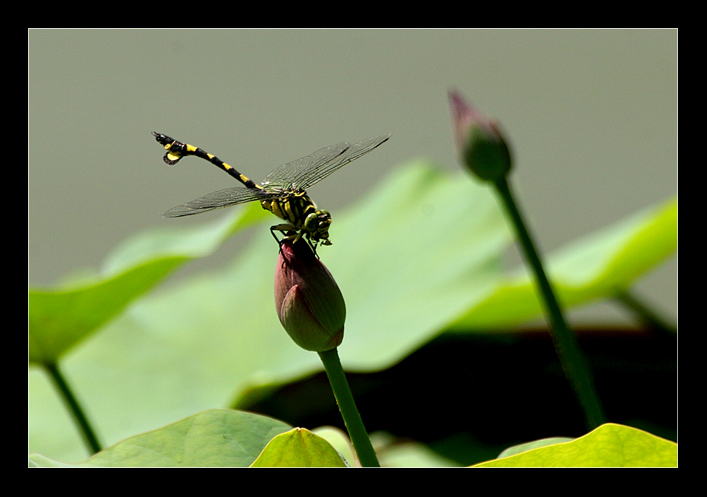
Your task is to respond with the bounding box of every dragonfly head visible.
[304,209,332,246]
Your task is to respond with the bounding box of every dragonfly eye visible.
[302,211,332,242]
[304,211,329,230]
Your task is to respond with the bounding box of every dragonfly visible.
[152,132,390,251]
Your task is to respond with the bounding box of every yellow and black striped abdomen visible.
[152,132,261,190]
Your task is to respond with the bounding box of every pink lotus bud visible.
[449,89,512,182]
[274,241,345,352]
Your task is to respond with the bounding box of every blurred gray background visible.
[28,29,677,325]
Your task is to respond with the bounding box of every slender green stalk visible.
[493,176,606,429]
[318,348,380,467]
[43,361,102,455]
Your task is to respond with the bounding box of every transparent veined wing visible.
[163,186,278,218]
[261,135,390,191]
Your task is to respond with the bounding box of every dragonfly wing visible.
[163,187,273,217]
[261,135,390,191]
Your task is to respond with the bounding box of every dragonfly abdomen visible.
[152,132,261,190]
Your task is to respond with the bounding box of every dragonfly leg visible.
[270,224,322,259]
[270,223,298,240]
[271,223,299,255]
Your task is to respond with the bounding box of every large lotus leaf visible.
[473,423,677,467]
[449,196,676,329]
[28,409,291,467]
[28,203,267,364]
